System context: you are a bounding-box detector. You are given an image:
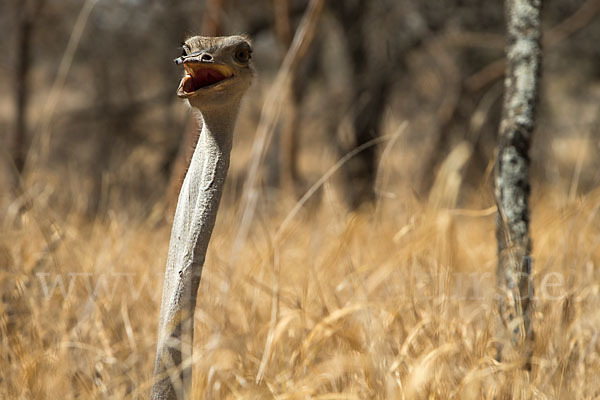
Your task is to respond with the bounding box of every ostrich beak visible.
[177,60,235,97]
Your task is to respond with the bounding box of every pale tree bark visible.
[495,0,542,367]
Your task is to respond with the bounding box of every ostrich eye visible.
[234,47,251,64]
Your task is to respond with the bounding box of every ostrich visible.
[151,35,254,400]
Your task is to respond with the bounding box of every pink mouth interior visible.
[183,68,229,92]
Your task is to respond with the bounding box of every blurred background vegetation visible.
[2,1,600,398]
[1,0,599,220]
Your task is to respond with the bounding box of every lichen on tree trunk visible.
[495,0,541,365]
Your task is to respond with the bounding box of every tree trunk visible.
[10,0,44,179]
[331,0,391,209]
[495,0,542,367]
[202,0,226,36]
[274,0,302,192]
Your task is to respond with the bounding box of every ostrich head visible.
[175,35,254,110]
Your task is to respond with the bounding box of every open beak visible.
[177,60,235,97]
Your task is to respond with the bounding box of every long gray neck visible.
[152,101,240,400]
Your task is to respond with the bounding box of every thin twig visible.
[30,0,99,166]
[276,133,398,240]
[231,0,325,261]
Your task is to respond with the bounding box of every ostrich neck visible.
[174,104,238,268]
[152,101,240,400]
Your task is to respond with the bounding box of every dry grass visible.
[2,169,600,399]
[2,2,599,397]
